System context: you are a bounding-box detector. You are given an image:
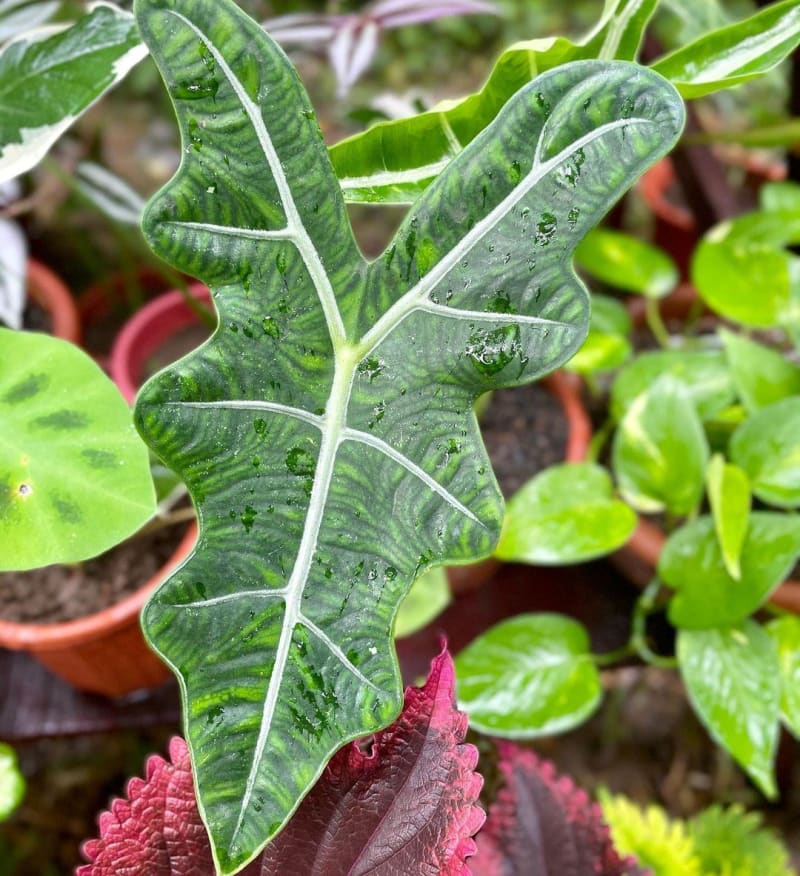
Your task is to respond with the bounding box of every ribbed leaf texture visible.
[472,743,649,876]
[78,648,484,875]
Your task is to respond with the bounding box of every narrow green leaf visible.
[567,293,632,375]
[766,616,800,738]
[612,375,709,516]
[678,621,780,799]
[706,453,750,580]
[689,119,800,149]
[455,613,602,737]
[329,0,661,204]
[730,397,800,508]
[0,328,156,571]
[575,228,677,298]
[652,0,800,98]
[692,211,800,329]
[0,3,148,183]
[720,329,800,414]
[0,743,24,822]
[133,0,684,867]
[393,567,450,638]
[661,514,800,629]
[496,462,636,564]
[610,349,735,422]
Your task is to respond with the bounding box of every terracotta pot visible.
[26,258,81,344]
[0,523,197,696]
[614,517,800,614]
[446,370,592,596]
[109,283,212,403]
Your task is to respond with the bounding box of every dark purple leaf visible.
[472,744,649,876]
[79,648,484,875]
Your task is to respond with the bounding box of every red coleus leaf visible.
[472,743,649,876]
[79,647,484,875]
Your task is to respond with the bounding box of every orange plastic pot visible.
[614,516,800,614]
[446,370,592,596]
[0,523,196,696]
[26,258,81,344]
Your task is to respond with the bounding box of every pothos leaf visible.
[133,0,683,869]
[473,744,646,876]
[79,649,485,876]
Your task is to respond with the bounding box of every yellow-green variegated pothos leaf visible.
[133,0,684,871]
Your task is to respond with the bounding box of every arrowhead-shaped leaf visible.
[133,0,683,870]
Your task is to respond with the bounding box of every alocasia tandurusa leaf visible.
[132,0,683,869]
[79,649,484,876]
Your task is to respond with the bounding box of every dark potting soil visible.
[479,382,567,497]
[0,524,185,624]
[21,300,52,333]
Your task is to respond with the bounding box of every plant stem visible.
[134,505,196,539]
[645,296,671,348]
[592,643,636,667]
[632,577,678,669]
[586,415,614,463]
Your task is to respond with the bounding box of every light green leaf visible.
[678,621,780,799]
[329,0,661,204]
[575,228,677,298]
[132,0,684,867]
[567,293,632,374]
[730,397,800,508]
[720,328,800,414]
[612,375,709,516]
[0,744,24,823]
[652,0,800,99]
[689,119,800,149]
[393,567,450,638]
[692,211,800,329]
[660,513,800,629]
[760,180,800,213]
[455,613,602,737]
[496,462,636,564]
[0,328,156,571]
[610,349,735,422]
[766,616,800,738]
[0,3,148,184]
[706,453,750,580]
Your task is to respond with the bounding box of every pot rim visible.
[26,258,81,344]
[0,522,197,652]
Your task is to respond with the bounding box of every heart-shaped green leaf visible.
[575,228,677,298]
[133,0,683,869]
[455,613,602,737]
[610,349,735,422]
[678,621,780,799]
[329,0,660,204]
[706,454,750,581]
[567,293,633,375]
[0,3,148,184]
[766,616,800,738]
[496,462,637,564]
[612,375,709,516]
[651,0,800,99]
[730,397,800,508]
[0,328,156,571]
[660,514,800,629]
[720,329,800,414]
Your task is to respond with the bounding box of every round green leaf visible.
[661,514,800,629]
[730,397,800,508]
[393,567,450,638]
[610,349,735,423]
[575,228,677,298]
[455,613,602,737]
[497,463,637,564]
[568,294,633,375]
[766,616,800,738]
[0,743,24,822]
[612,375,709,516]
[720,328,800,414]
[0,328,156,570]
[678,621,780,799]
